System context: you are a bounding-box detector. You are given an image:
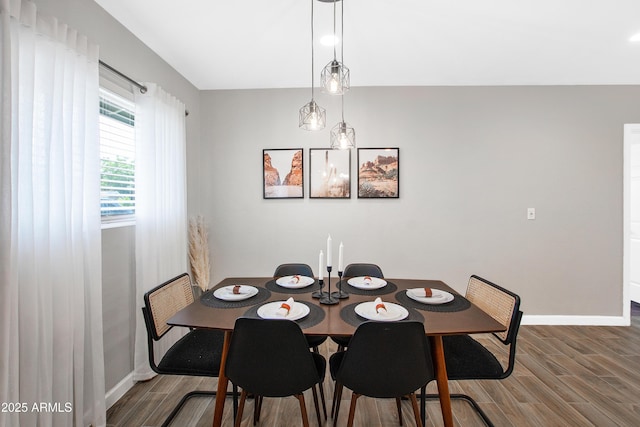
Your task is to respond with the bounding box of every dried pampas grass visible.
[189,215,211,292]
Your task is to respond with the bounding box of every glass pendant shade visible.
[321,59,350,95]
[299,100,326,131]
[330,121,355,149]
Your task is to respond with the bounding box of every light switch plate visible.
[527,208,536,220]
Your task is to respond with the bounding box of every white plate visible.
[347,276,388,290]
[213,285,259,301]
[275,275,315,289]
[257,301,310,321]
[406,288,454,305]
[354,301,409,322]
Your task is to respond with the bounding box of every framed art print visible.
[263,148,304,199]
[357,148,399,198]
[309,148,351,198]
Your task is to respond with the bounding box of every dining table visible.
[167,276,506,427]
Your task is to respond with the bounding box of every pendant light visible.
[299,0,326,130]
[321,0,349,95]
[329,0,355,149]
[330,96,355,149]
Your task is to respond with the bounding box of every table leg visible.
[212,330,232,427]
[431,335,453,427]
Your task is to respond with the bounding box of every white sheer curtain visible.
[133,83,188,380]
[0,1,105,426]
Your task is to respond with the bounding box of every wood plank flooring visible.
[107,314,640,426]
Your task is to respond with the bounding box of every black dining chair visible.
[419,275,523,427]
[273,263,328,418]
[330,321,436,427]
[225,317,326,427]
[141,273,238,427]
[330,263,385,352]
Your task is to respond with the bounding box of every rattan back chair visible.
[419,275,522,427]
[142,273,237,426]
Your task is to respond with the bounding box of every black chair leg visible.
[311,385,322,426]
[332,382,344,423]
[311,345,328,419]
[418,392,495,427]
[162,389,238,427]
[396,397,403,425]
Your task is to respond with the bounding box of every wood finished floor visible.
[107,313,640,426]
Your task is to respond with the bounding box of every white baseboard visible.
[522,314,629,326]
[105,372,134,409]
[631,282,640,303]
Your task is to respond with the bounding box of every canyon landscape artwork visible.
[263,149,303,198]
[357,148,399,198]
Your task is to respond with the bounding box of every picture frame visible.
[309,148,351,199]
[263,148,304,199]
[357,148,399,198]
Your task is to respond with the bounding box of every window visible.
[99,88,135,222]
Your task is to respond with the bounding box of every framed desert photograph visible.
[263,149,304,199]
[357,148,399,198]
[309,148,351,198]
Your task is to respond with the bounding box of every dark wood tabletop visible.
[168,276,504,335]
[167,276,506,427]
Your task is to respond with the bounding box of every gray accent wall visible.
[200,86,636,318]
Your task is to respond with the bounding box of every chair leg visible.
[409,393,423,427]
[346,393,360,427]
[253,395,263,425]
[312,345,328,419]
[396,397,403,426]
[296,393,311,427]
[318,377,327,419]
[235,390,247,427]
[418,392,495,427]
[332,382,344,423]
[232,384,239,424]
[420,386,426,427]
[311,385,322,427]
[161,390,220,427]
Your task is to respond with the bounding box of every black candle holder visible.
[319,266,339,305]
[311,279,328,299]
[331,270,349,299]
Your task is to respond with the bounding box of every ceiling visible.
[95,0,640,91]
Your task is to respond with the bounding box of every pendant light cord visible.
[311,0,315,99]
[333,0,337,60]
[341,0,345,121]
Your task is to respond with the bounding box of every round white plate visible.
[406,288,454,305]
[347,276,388,290]
[257,301,310,320]
[213,285,258,301]
[275,275,315,289]
[354,301,408,322]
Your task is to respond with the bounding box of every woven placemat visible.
[242,300,325,329]
[338,280,398,296]
[200,286,272,309]
[265,279,322,295]
[339,301,425,328]
[394,290,471,313]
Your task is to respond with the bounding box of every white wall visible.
[200,86,638,317]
